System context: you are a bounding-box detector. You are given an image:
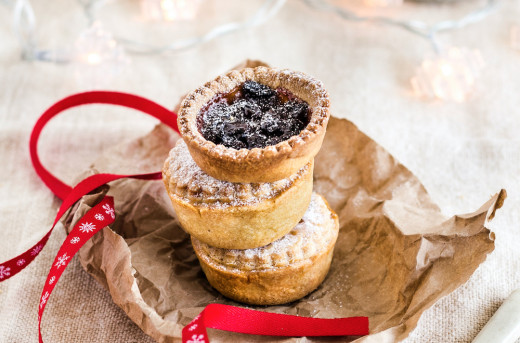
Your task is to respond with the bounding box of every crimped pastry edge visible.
[163,140,313,208]
[192,193,339,271]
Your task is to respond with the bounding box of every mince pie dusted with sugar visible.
[178,67,330,183]
[163,140,313,250]
[192,193,339,305]
[163,66,336,306]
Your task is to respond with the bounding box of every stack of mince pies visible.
[163,67,339,305]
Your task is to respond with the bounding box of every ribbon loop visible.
[29,91,178,200]
[1,91,178,282]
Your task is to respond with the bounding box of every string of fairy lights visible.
[307,0,498,102]
[4,0,514,102]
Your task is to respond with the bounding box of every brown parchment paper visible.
[64,61,506,343]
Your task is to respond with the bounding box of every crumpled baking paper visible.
[63,61,505,343]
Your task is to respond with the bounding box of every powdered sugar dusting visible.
[164,140,310,208]
[196,193,338,271]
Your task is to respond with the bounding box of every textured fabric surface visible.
[0,0,519,342]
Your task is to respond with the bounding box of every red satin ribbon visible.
[0,91,369,342]
[183,304,369,342]
[29,91,178,201]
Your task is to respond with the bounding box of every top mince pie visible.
[178,67,330,183]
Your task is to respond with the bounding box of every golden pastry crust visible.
[178,67,330,183]
[163,140,313,250]
[192,193,339,305]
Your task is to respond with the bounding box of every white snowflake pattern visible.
[54,253,70,269]
[70,237,80,244]
[17,259,25,266]
[102,204,115,219]
[188,324,198,331]
[79,222,96,234]
[187,334,205,343]
[48,276,56,285]
[94,213,104,221]
[31,244,43,256]
[40,291,49,309]
[0,265,11,279]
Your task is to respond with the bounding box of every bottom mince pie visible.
[191,193,339,305]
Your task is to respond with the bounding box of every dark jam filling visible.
[197,80,311,150]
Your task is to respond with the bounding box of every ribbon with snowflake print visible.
[0,91,175,282]
[0,91,369,342]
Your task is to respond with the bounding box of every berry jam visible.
[197,81,311,150]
